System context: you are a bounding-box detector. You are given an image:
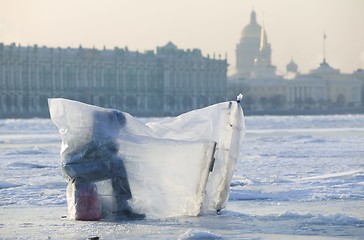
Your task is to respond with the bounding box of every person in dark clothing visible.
[62,109,144,220]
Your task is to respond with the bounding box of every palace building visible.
[0,42,227,118]
[1,10,362,118]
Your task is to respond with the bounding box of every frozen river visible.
[1,114,364,239]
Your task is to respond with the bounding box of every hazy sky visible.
[1,0,363,75]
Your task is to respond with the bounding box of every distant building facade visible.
[229,10,363,113]
[0,42,227,118]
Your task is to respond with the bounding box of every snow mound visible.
[178,229,222,240]
[0,181,21,189]
[278,211,364,225]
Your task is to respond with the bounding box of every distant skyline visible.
[1,0,364,75]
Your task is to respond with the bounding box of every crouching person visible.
[62,110,144,220]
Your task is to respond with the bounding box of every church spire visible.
[323,32,327,63]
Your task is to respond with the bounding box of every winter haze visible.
[1,0,363,74]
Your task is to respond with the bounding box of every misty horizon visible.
[1,0,363,75]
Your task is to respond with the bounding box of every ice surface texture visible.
[48,98,245,219]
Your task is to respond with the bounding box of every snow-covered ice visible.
[1,114,364,239]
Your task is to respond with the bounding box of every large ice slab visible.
[48,98,245,219]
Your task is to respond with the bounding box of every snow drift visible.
[48,98,245,220]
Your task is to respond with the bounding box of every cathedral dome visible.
[235,9,275,78]
[240,10,261,39]
[286,59,298,73]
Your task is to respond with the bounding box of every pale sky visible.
[1,0,364,75]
